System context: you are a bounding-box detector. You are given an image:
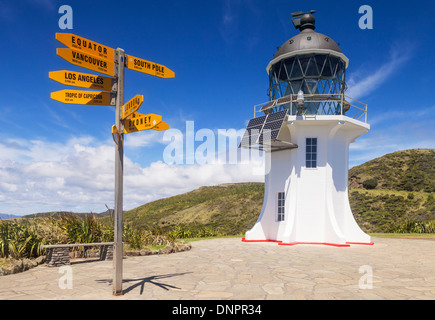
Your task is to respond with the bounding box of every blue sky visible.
[0,0,434,215]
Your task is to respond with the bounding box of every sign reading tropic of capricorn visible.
[49,32,174,296]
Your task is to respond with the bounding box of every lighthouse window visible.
[277,192,285,221]
[306,138,317,168]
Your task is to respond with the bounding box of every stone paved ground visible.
[0,237,434,300]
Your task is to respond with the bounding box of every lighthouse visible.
[240,11,373,246]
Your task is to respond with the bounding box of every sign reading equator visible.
[49,70,116,92]
[57,48,115,77]
[126,55,175,79]
[56,33,115,61]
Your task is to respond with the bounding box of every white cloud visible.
[346,43,413,100]
[0,135,264,216]
[220,0,242,43]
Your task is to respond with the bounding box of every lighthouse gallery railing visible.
[253,94,367,123]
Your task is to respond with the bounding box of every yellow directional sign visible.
[122,95,143,120]
[51,90,116,106]
[49,70,116,92]
[124,112,162,133]
[151,120,169,131]
[126,55,175,79]
[56,33,115,61]
[57,48,115,77]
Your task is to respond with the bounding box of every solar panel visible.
[265,110,287,122]
[247,115,267,128]
[239,110,287,148]
[258,129,281,143]
[262,120,284,131]
[259,101,274,112]
[240,133,259,148]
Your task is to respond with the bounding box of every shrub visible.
[363,179,378,190]
[0,221,41,259]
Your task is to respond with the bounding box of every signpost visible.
[151,120,170,131]
[55,33,115,61]
[113,48,125,297]
[124,113,162,133]
[50,32,173,296]
[50,89,116,106]
[57,48,116,77]
[122,95,143,120]
[126,55,175,79]
[49,71,116,92]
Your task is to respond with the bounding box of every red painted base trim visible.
[242,238,374,247]
[346,242,374,245]
[241,238,282,243]
[279,242,350,247]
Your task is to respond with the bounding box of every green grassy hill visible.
[110,149,434,235]
[348,149,435,232]
[349,149,435,192]
[117,183,264,236]
[19,149,434,235]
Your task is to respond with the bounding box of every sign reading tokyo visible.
[57,48,115,76]
[126,55,175,79]
[56,33,115,61]
[51,89,116,106]
[49,70,116,92]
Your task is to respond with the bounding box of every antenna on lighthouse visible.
[291,10,316,30]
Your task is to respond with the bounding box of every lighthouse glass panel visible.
[268,54,347,115]
[306,138,317,168]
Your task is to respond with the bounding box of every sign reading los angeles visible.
[122,95,143,120]
[57,48,115,76]
[51,90,116,106]
[124,112,162,133]
[126,55,175,79]
[49,70,116,92]
[56,33,115,61]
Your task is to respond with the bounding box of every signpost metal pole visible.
[113,48,125,296]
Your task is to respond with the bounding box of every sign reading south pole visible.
[51,89,116,106]
[49,70,116,92]
[126,55,175,79]
[57,48,115,77]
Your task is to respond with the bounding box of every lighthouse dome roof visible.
[267,13,349,73]
[273,28,343,60]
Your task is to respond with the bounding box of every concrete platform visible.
[0,237,434,300]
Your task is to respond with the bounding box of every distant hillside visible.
[109,149,434,235]
[0,213,22,220]
[106,183,264,235]
[348,149,435,232]
[21,149,435,235]
[349,149,435,192]
[23,211,111,219]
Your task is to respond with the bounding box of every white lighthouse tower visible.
[240,11,373,247]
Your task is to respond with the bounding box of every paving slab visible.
[0,237,434,300]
